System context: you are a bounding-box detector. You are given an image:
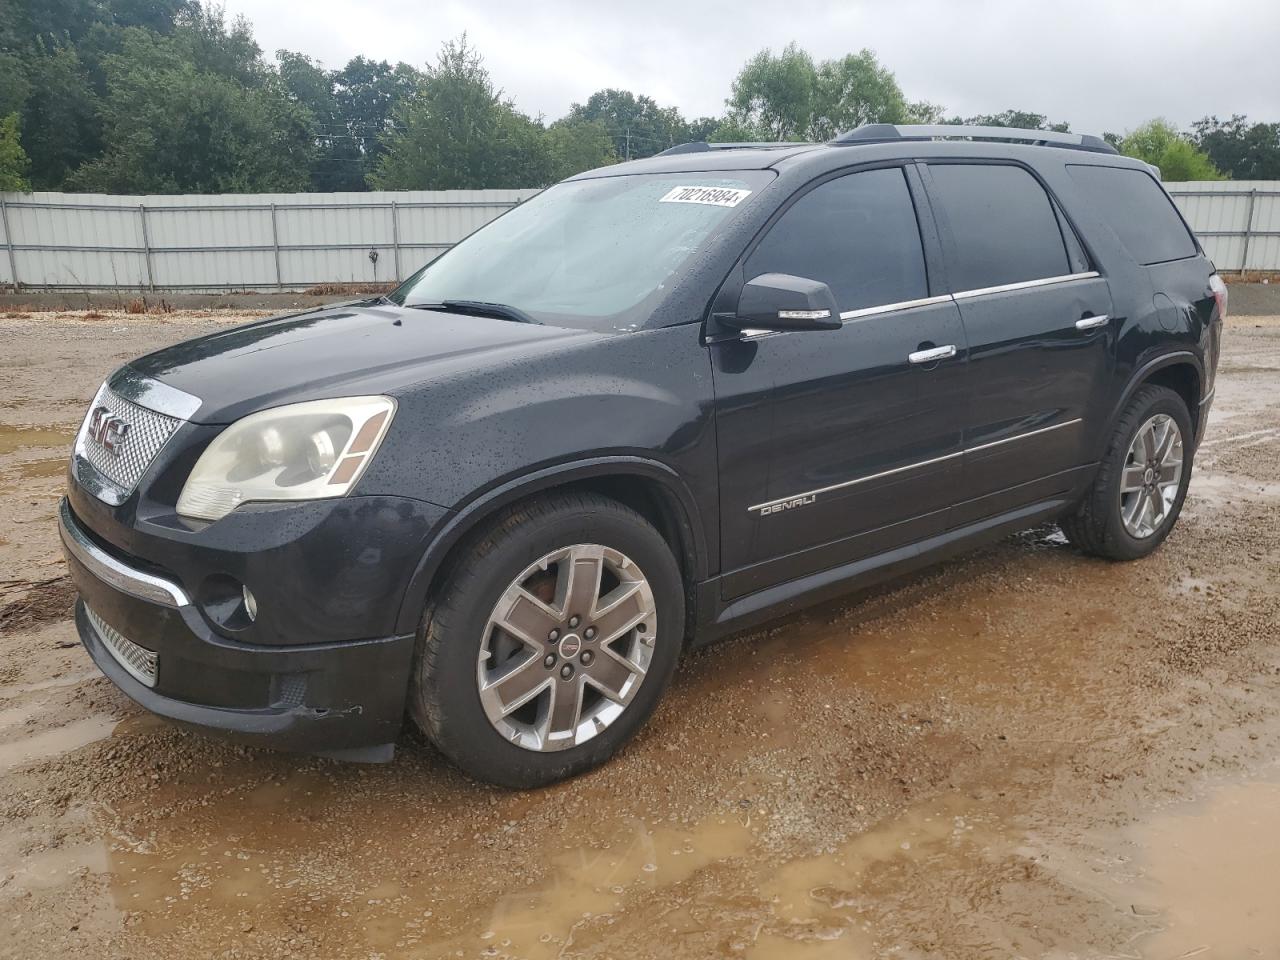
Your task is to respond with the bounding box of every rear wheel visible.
[409,492,684,787]
[1060,384,1193,560]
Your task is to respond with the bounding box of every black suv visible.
[60,124,1225,787]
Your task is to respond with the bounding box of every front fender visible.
[391,455,708,636]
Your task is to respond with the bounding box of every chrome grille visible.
[76,385,181,495]
[85,605,158,688]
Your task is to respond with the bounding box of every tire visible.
[1060,384,1194,560]
[408,491,685,788]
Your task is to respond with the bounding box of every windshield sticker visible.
[659,186,752,208]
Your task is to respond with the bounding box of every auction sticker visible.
[659,185,752,207]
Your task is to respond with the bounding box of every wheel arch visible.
[393,457,708,637]
[1102,351,1203,454]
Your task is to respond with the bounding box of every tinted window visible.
[1067,164,1198,265]
[926,164,1071,291]
[746,167,927,312]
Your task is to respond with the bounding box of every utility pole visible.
[624,126,630,162]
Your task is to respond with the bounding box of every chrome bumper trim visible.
[58,499,190,608]
[85,604,159,688]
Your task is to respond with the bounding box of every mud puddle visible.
[0,424,75,456]
[1129,774,1280,958]
[0,715,117,772]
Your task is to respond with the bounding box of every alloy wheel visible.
[476,544,657,752]
[1120,413,1184,539]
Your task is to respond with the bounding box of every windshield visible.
[389,171,773,332]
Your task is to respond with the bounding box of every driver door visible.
[711,164,969,599]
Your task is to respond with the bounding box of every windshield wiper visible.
[405,299,539,324]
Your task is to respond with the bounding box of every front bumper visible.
[60,498,418,760]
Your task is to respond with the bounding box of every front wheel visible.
[409,492,685,788]
[1060,384,1193,560]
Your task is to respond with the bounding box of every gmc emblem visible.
[88,406,130,455]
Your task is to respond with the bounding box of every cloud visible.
[227,0,1280,135]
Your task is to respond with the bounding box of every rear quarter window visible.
[1066,165,1198,266]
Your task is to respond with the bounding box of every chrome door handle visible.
[1075,314,1109,330]
[908,344,957,365]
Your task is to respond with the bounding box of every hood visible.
[124,302,599,424]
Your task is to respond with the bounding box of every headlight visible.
[176,396,396,521]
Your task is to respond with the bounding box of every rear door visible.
[920,161,1115,525]
[712,164,969,599]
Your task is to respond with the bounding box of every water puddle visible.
[0,715,118,772]
[12,457,68,479]
[1129,776,1280,958]
[449,817,755,958]
[0,424,75,456]
[0,670,99,698]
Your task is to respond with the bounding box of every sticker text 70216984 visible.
[658,186,752,208]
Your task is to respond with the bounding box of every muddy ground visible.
[0,305,1278,960]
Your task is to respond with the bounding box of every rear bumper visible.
[60,498,416,760]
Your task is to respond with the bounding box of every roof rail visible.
[832,123,1118,155]
[656,140,812,157]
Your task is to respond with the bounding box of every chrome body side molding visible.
[748,418,1083,515]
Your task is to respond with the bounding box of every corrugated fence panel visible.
[3,183,1276,290]
[1167,181,1280,272]
[0,188,532,291]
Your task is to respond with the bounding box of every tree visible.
[566,89,688,160]
[68,25,314,192]
[1192,115,1280,180]
[949,109,1070,132]
[277,50,358,191]
[725,43,917,142]
[0,113,31,191]
[1119,119,1223,181]
[334,57,422,181]
[726,42,816,140]
[370,36,553,190]
[545,118,616,181]
[809,50,910,140]
[19,45,102,189]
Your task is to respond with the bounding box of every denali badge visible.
[88,406,131,455]
[757,493,817,516]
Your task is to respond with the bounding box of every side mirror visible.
[729,273,842,331]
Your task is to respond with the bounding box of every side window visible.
[926,164,1071,291]
[1066,164,1198,265]
[746,167,928,312]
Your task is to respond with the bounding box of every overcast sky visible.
[225,0,1279,135]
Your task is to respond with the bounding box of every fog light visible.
[242,585,258,622]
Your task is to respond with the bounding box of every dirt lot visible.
[1,305,1278,960]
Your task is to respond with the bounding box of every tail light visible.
[1209,273,1228,321]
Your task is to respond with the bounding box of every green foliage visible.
[1120,119,1223,182]
[949,109,1070,132]
[369,37,554,190]
[68,22,314,192]
[3,5,1270,195]
[0,112,31,191]
[565,89,688,160]
[1192,115,1280,180]
[726,43,915,142]
[726,42,816,140]
[545,118,616,181]
[20,45,102,189]
[809,50,910,141]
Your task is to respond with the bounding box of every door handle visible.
[908,344,957,365]
[1075,314,1109,331]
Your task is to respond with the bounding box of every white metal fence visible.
[0,181,1275,292]
[0,189,533,291]
[1166,181,1280,272]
